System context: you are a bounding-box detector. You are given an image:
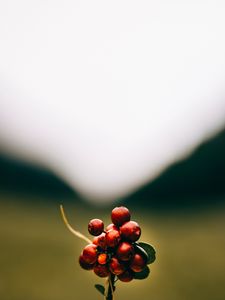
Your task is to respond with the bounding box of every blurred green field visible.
[1,193,225,300]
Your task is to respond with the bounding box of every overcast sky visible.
[0,0,225,203]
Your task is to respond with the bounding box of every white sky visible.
[0,1,225,203]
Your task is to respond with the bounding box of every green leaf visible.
[134,244,149,262]
[138,242,156,264]
[134,266,150,280]
[94,284,105,296]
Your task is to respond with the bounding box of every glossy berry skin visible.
[116,241,134,261]
[130,253,146,272]
[97,253,108,265]
[94,264,110,277]
[79,254,95,270]
[92,236,99,246]
[82,244,98,264]
[118,270,134,282]
[120,221,141,242]
[92,232,107,249]
[109,257,125,275]
[88,218,104,236]
[111,206,131,227]
[105,228,121,248]
[106,223,118,231]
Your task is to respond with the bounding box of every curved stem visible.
[60,205,92,244]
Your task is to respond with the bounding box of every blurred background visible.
[0,1,225,300]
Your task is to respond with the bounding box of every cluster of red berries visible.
[79,206,155,282]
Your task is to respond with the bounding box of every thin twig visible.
[109,276,115,300]
[60,205,92,244]
[105,274,115,300]
[104,278,108,300]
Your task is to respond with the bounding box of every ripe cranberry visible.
[92,236,98,246]
[118,270,134,282]
[130,253,146,272]
[111,206,131,227]
[79,254,95,270]
[92,232,107,249]
[109,257,125,275]
[106,223,118,231]
[105,228,121,248]
[116,241,134,261]
[97,253,108,265]
[88,218,104,236]
[94,264,110,277]
[82,244,98,264]
[120,221,141,242]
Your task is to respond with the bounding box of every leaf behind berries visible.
[138,242,156,264]
[134,244,149,262]
[134,266,150,280]
[94,284,105,296]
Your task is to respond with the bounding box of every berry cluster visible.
[79,206,155,283]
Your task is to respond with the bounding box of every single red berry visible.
[105,228,121,248]
[92,236,98,245]
[92,232,107,249]
[88,218,104,236]
[109,257,126,275]
[116,241,134,261]
[94,264,110,277]
[130,253,147,272]
[120,221,141,242]
[82,244,98,264]
[111,206,131,227]
[97,253,108,265]
[118,270,134,282]
[106,223,118,231]
[79,254,95,270]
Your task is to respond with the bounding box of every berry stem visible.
[105,274,115,300]
[60,205,92,244]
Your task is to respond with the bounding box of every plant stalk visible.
[106,274,115,300]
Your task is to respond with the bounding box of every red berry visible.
[92,232,107,249]
[82,244,98,264]
[118,270,134,282]
[79,254,95,270]
[92,236,98,245]
[111,206,131,227]
[97,253,108,265]
[94,264,110,277]
[116,241,134,261]
[130,253,146,272]
[88,218,104,236]
[105,228,121,248]
[109,257,125,275]
[106,223,118,231]
[120,221,141,242]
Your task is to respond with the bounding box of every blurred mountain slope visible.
[0,127,225,208]
[122,128,225,209]
[0,154,75,199]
